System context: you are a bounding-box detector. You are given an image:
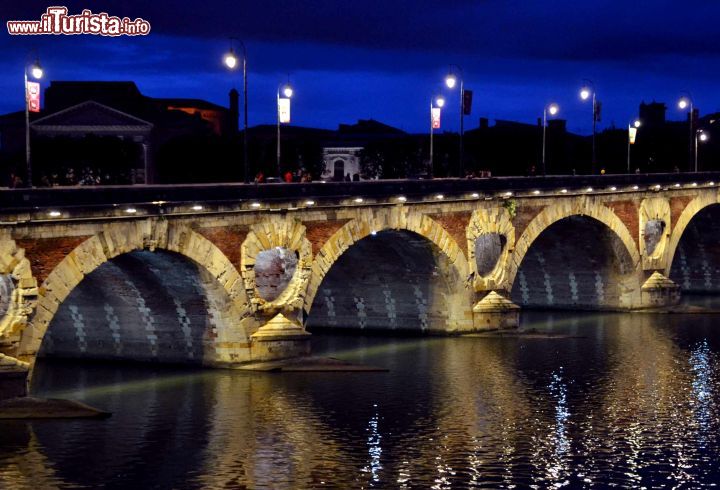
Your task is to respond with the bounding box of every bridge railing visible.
[1,172,720,218]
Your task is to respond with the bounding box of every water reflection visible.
[1,309,720,487]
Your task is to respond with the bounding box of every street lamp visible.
[223,38,249,183]
[542,103,559,176]
[444,65,465,177]
[429,95,445,176]
[678,93,695,171]
[627,119,641,173]
[579,79,598,173]
[277,80,293,180]
[695,129,709,172]
[24,56,43,187]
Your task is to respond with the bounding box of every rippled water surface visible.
[3,308,720,488]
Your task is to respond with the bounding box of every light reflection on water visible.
[2,309,720,488]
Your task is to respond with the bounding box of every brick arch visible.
[304,207,469,315]
[17,221,247,364]
[665,191,720,277]
[506,198,641,292]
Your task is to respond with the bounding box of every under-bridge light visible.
[125,207,137,214]
[503,191,513,197]
[354,197,364,203]
[560,189,568,193]
[192,205,203,211]
[251,202,262,208]
[674,183,681,187]
[710,181,715,186]
[586,187,593,192]
[654,184,661,190]
[532,190,540,195]
[692,182,698,187]
[396,196,407,202]
[609,186,617,191]
[471,193,480,198]
[371,230,378,236]
[47,210,61,217]
[305,200,315,206]
[435,194,444,200]
[152,200,167,205]
[632,185,639,190]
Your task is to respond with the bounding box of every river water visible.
[2,305,720,489]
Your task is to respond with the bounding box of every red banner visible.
[431,107,441,129]
[27,81,40,112]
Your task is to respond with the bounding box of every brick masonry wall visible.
[17,236,91,284]
[606,200,640,247]
[670,196,694,227]
[304,219,350,255]
[513,204,544,240]
[198,226,248,270]
[428,211,471,255]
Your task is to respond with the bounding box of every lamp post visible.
[429,95,445,177]
[542,103,559,176]
[678,93,695,171]
[444,65,464,177]
[695,129,708,172]
[277,81,293,180]
[580,80,597,173]
[223,38,249,183]
[24,56,43,187]
[627,119,641,173]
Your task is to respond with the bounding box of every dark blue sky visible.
[2,0,719,134]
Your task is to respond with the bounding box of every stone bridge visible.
[2,173,720,388]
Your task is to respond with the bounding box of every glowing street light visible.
[429,94,445,176]
[542,103,559,175]
[678,92,695,171]
[24,56,43,187]
[627,119,641,173]
[223,38,249,183]
[277,79,293,179]
[444,65,465,177]
[695,129,709,172]
[579,79,598,173]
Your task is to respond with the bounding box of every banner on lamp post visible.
[278,97,291,124]
[628,126,637,144]
[27,81,40,113]
[462,90,473,115]
[431,107,441,129]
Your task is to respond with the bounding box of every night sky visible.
[2,0,719,134]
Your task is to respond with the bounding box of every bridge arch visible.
[666,192,720,290]
[665,192,720,278]
[17,221,249,365]
[507,199,640,308]
[304,208,472,331]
